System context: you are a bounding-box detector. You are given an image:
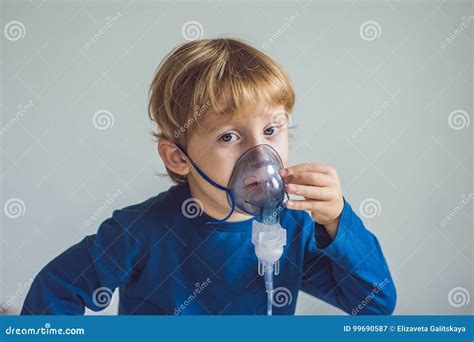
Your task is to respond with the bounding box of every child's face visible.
[186,102,289,221]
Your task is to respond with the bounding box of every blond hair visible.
[148,38,295,184]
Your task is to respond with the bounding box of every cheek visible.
[280,144,289,167]
[281,155,289,168]
[199,152,236,186]
[273,136,289,167]
[187,136,240,187]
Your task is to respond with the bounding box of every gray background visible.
[1,0,472,315]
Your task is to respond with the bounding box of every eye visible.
[219,132,238,143]
[264,126,280,136]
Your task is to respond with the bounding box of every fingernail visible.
[280,168,287,176]
[287,184,296,192]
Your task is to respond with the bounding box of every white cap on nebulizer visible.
[252,221,286,275]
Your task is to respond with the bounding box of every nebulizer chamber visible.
[226,145,287,316]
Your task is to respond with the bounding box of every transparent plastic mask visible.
[226,144,285,219]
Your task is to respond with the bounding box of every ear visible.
[158,139,190,177]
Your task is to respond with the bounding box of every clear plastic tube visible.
[264,264,274,315]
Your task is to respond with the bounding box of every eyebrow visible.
[199,107,279,134]
[199,113,235,134]
[203,121,233,135]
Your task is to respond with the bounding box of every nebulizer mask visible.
[176,143,287,315]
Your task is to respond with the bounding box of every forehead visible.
[197,102,284,134]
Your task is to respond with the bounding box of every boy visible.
[22,38,396,315]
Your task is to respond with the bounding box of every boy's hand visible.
[280,163,344,240]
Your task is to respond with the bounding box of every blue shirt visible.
[21,183,396,315]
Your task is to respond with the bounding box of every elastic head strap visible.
[175,144,235,225]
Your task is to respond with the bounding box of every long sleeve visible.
[21,207,150,315]
[300,199,397,315]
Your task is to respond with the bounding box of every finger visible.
[285,199,324,211]
[286,183,335,200]
[283,163,334,175]
[283,172,334,187]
